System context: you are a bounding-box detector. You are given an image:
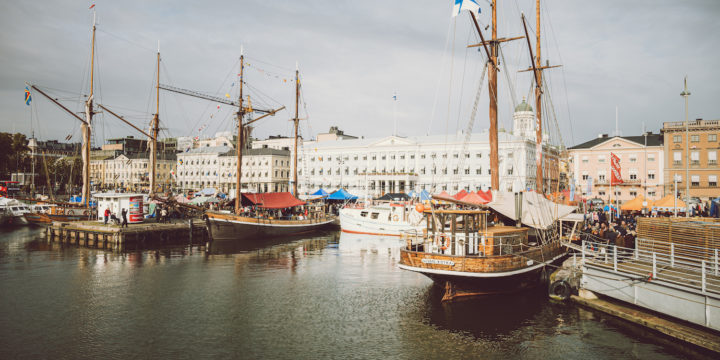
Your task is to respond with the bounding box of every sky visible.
[1,0,719,148]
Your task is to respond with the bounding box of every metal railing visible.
[404,232,534,257]
[577,238,720,294]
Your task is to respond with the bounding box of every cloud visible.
[1,0,719,148]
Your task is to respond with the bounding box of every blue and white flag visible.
[452,0,481,18]
[569,178,575,200]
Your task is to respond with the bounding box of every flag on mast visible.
[452,0,481,17]
[24,87,32,106]
[89,4,95,9]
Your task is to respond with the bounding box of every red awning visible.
[453,189,468,200]
[242,192,306,209]
[461,192,490,205]
[477,189,492,203]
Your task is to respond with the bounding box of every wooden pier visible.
[46,219,209,250]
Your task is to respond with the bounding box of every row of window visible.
[581,154,655,164]
[299,167,506,176]
[672,150,718,165]
[179,159,287,167]
[308,152,500,162]
[92,163,173,169]
[673,134,718,143]
[176,170,290,178]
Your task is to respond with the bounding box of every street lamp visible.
[680,77,691,217]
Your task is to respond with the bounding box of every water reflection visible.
[422,285,548,341]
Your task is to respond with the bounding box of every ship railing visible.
[402,231,539,257]
[578,239,720,295]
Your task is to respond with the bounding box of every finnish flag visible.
[452,0,481,17]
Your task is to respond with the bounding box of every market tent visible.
[477,189,492,203]
[190,196,219,205]
[173,195,191,204]
[488,190,577,229]
[311,189,329,196]
[459,192,490,205]
[710,197,720,218]
[242,192,306,209]
[198,188,217,196]
[375,193,410,201]
[620,195,651,211]
[652,195,686,211]
[408,190,417,198]
[327,188,358,200]
[418,189,432,201]
[453,189,468,200]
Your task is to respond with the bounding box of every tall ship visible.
[203,53,334,241]
[398,0,575,300]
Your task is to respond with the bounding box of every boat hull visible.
[398,242,566,296]
[24,213,87,225]
[339,209,424,236]
[205,212,335,241]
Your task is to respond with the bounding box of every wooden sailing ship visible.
[201,53,334,241]
[398,0,568,300]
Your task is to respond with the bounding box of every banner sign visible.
[611,153,623,186]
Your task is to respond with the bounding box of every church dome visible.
[514,98,533,113]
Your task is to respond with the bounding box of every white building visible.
[290,101,559,198]
[175,146,291,194]
[90,153,176,192]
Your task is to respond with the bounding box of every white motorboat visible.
[339,203,425,236]
[0,198,31,225]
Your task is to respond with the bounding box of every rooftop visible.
[568,133,664,149]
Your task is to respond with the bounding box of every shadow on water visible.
[206,229,339,255]
[421,284,549,341]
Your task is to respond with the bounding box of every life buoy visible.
[415,204,424,213]
[392,215,399,222]
[438,234,449,251]
[548,280,571,301]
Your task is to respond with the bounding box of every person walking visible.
[121,208,128,228]
[161,207,168,223]
[104,208,110,225]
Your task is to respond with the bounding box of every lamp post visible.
[680,77,691,217]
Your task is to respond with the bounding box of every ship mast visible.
[534,0,543,193]
[292,64,300,196]
[235,52,245,214]
[149,42,160,196]
[81,11,97,207]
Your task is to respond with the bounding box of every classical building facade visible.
[568,133,664,202]
[661,118,720,200]
[175,146,290,194]
[90,153,176,192]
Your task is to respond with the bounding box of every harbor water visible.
[0,226,709,359]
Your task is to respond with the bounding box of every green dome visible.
[515,99,533,113]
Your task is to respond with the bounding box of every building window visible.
[597,155,605,163]
[648,171,655,180]
[453,169,458,175]
[453,153,459,158]
[629,155,637,163]
[673,135,681,143]
[709,151,717,165]
[691,175,700,187]
[710,134,718,142]
[410,155,415,159]
[629,190,637,197]
[690,151,699,165]
[464,168,470,175]
[691,135,700,142]
[443,168,448,175]
[598,191,606,196]
[647,154,655,162]
[476,168,482,175]
[476,153,482,158]
[581,156,588,164]
[710,175,718,187]
[673,151,682,165]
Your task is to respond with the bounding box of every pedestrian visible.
[161,207,168,223]
[154,205,160,223]
[121,208,128,228]
[104,207,110,225]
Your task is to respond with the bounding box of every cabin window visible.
[360,211,368,217]
[370,212,379,219]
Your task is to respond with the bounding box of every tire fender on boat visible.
[549,280,571,301]
[392,215,399,222]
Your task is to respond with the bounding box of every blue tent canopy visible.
[198,187,217,196]
[311,189,329,196]
[408,190,417,198]
[327,188,358,200]
[418,189,431,201]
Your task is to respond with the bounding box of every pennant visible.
[24,87,32,106]
[89,4,95,9]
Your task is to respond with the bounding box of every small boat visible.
[339,202,425,236]
[0,198,31,225]
[206,192,334,241]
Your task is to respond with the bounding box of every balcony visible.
[663,119,720,131]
